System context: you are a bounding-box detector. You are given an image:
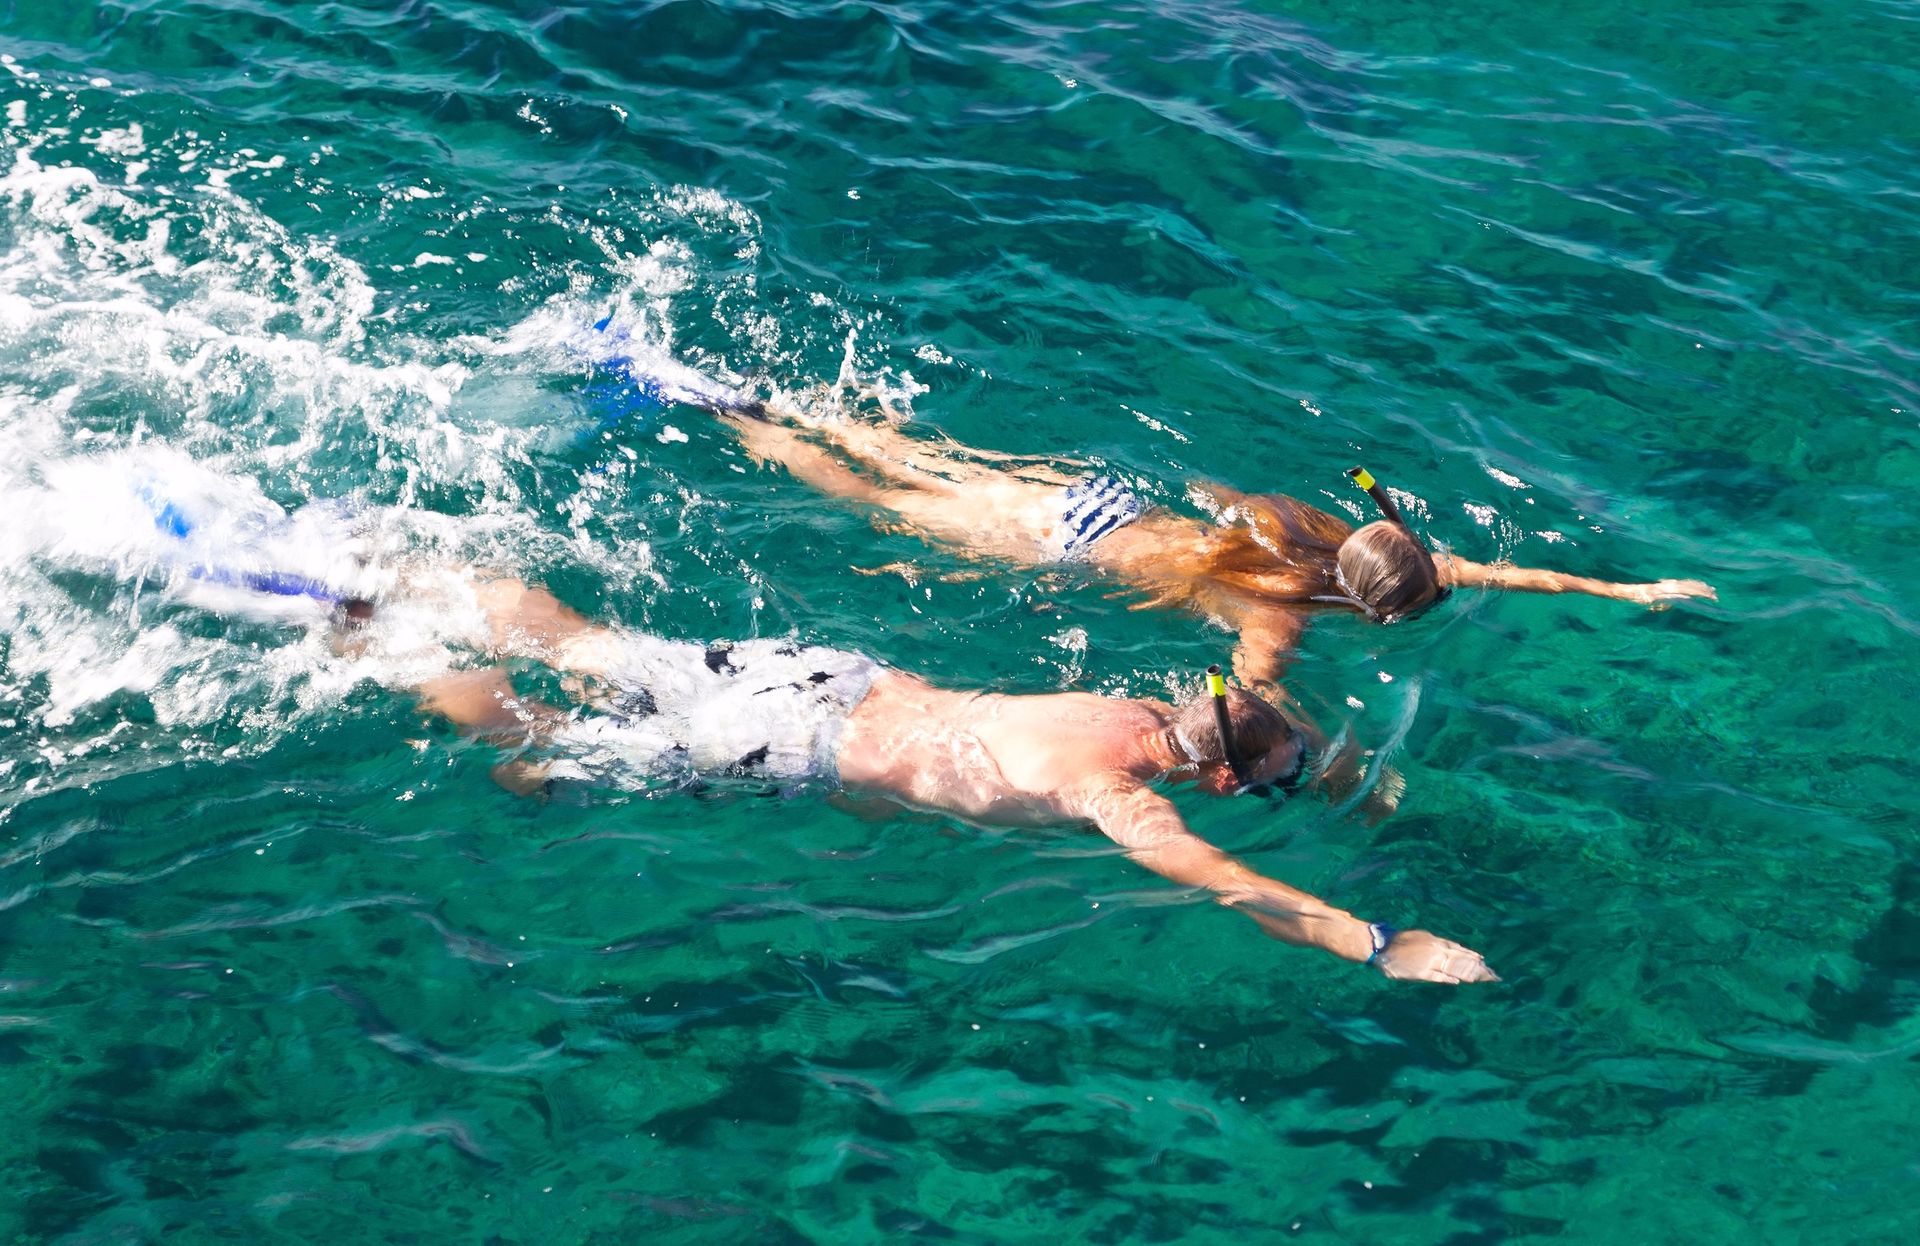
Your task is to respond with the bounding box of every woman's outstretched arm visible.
[1230,609,1307,687]
[1439,554,1716,607]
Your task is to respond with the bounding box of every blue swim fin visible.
[576,316,767,430]
[137,482,355,606]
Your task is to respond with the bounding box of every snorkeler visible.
[411,578,1498,986]
[635,370,1715,684]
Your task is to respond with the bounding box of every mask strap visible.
[1312,565,1386,622]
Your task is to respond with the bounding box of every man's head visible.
[1164,688,1306,796]
[1335,520,1446,623]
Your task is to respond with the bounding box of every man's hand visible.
[1372,929,1499,984]
[1622,578,1717,608]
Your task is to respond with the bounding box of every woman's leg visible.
[720,413,1070,564]
[781,412,1079,490]
[723,414,903,505]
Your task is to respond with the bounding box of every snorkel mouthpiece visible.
[1206,664,1256,789]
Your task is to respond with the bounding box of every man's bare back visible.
[837,677,1179,827]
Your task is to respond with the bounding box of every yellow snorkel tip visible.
[1205,665,1227,698]
[1345,465,1410,529]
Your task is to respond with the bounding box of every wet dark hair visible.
[1167,688,1294,769]
[1336,521,1445,622]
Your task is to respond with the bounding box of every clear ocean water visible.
[2,1,1916,1241]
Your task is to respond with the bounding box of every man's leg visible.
[413,667,562,796]
[468,577,641,679]
[414,668,549,740]
[470,578,595,652]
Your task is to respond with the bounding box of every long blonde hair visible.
[1135,485,1443,620]
[1150,485,1350,607]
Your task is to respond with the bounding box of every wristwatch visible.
[1365,922,1398,966]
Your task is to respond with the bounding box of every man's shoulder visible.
[1027,688,1165,716]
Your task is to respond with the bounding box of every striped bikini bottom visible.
[1045,474,1147,561]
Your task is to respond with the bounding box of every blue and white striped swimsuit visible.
[1051,474,1146,560]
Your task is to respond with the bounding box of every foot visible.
[327,598,377,659]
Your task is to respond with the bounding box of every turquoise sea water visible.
[2,1,1917,1240]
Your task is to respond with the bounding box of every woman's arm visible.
[1230,609,1307,688]
[1439,554,1715,606]
[1075,783,1497,983]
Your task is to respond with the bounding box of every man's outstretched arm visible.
[1075,782,1497,984]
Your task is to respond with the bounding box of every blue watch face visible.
[1367,923,1398,962]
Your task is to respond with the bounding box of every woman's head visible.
[1336,520,1445,622]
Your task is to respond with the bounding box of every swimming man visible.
[413,579,1499,986]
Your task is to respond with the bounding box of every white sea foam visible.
[0,77,927,814]
[0,72,549,808]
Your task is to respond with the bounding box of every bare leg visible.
[413,667,563,796]
[414,668,552,740]
[718,413,1068,565]
[791,418,971,489]
[722,414,902,505]
[470,578,599,656]
[756,409,1080,491]
[467,576,664,682]
[826,419,1080,486]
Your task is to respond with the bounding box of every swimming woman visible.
[667,382,1715,685]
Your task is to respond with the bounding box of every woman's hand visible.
[1622,578,1717,608]
[1372,930,1500,984]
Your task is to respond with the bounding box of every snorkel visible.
[1346,466,1409,527]
[1207,664,1257,790]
